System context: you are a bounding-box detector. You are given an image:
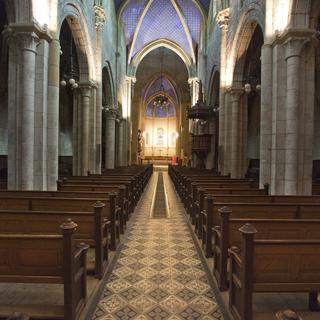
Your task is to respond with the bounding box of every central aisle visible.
[92,169,225,320]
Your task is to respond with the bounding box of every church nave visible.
[91,168,226,320]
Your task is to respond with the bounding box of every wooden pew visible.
[0,220,89,320]
[58,182,131,218]
[0,195,120,251]
[199,192,320,241]
[0,202,107,279]
[202,199,320,258]
[0,188,127,235]
[228,224,320,320]
[60,177,137,211]
[191,186,269,236]
[191,183,269,222]
[213,205,320,290]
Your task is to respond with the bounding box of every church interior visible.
[1,0,320,319]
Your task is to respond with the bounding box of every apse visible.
[131,46,190,164]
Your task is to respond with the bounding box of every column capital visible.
[216,8,230,30]
[283,36,310,59]
[5,22,52,43]
[125,75,136,84]
[227,87,244,100]
[275,28,313,58]
[9,31,40,54]
[94,5,106,30]
[188,77,199,85]
[104,108,118,120]
[79,82,94,98]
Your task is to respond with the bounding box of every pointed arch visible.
[58,2,96,81]
[130,39,193,78]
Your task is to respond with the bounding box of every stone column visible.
[259,44,273,188]
[230,88,243,178]
[105,109,116,169]
[80,84,92,176]
[20,32,39,190]
[94,5,106,174]
[124,76,136,166]
[283,37,308,195]
[216,9,229,175]
[47,37,60,190]
[117,118,124,167]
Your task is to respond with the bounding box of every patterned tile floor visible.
[92,170,225,320]
[152,172,167,219]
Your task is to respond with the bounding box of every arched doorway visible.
[230,22,263,178]
[58,19,80,177]
[0,0,8,189]
[243,25,263,179]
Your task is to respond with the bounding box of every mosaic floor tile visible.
[100,295,127,313]
[147,306,170,320]
[129,295,157,313]
[92,171,224,320]
[159,295,188,314]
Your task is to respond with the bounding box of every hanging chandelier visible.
[60,25,79,90]
[153,48,169,108]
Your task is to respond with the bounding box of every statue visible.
[197,80,204,103]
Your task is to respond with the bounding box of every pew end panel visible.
[228,225,320,320]
[0,220,89,320]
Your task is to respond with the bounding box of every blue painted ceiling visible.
[117,0,207,63]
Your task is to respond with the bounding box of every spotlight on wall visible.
[255,84,261,91]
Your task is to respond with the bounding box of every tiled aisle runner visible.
[92,171,224,320]
[152,173,167,219]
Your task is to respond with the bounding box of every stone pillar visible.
[80,84,92,176]
[94,5,106,174]
[230,88,243,178]
[216,8,229,175]
[283,37,308,195]
[20,32,39,190]
[47,37,60,190]
[259,44,273,188]
[117,118,124,167]
[224,91,232,174]
[105,109,116,169]
[124,76,136,166]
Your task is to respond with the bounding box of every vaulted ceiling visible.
[117,0,207,64]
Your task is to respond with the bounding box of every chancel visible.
[0,0,320,319]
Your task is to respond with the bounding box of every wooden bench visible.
[58,181,132,217]
[60,177,138,211]
[189,186,268,236]
[213,205,320,290]
[0,202,107,279]
[0,195,120,251]
[0,220,89,320]
[228,224,320,320]
[195,193,320,258]
[202,200,320,258]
